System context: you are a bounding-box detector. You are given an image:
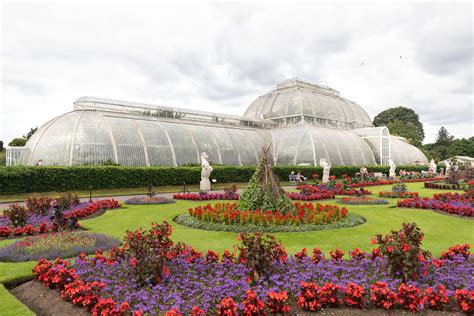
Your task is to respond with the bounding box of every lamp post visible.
[89,186,93,202]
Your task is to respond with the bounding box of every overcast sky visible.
[1,2,472,144]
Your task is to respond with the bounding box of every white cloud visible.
[1,2,472,144]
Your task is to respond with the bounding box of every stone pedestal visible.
[200,179,211,191]
[322,175,329,183]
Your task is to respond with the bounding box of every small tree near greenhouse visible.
[238,144,294,214]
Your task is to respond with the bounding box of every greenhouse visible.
[7,78,428,167]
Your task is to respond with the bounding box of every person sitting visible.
[297,172,307,182]
[289,171,297,184]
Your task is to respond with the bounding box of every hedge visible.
[0,165,429,195]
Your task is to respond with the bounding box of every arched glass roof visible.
[23,110,267,166]
[272,125,376,166]
[390,136,428,165]
[11,78,428,167]
[244,78,373,129]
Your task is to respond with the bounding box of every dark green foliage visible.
[374,223,431,282]
[238,145,294,214]
[4,204,28,227]
[422,127,473,161]
[373,106,424,146]
[386,120,423,147]
[56,192,80,210]
[0,164,429,195]
[236,233,286,282]
[23,127,38,140]
[8,138,27,147]
[0,141,4,151]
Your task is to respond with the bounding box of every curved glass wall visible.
[23,110,267,166]
[272,125,376,166]
[390,136,428,165]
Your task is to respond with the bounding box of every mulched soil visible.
[9,280,464,316]
[10,280,90,316]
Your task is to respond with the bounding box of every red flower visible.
[266,291,291,314]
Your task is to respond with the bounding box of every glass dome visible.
[10,78,428,167]
[244,78,373,129]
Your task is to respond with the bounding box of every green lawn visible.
[0,182,292,203]
[0,182,472,314]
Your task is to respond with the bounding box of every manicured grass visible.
[0,285,34,316]
[0,182,472,313]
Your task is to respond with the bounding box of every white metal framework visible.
[11,79,428,167]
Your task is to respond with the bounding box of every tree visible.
[422,126,473,161]
[386,120,423,147]
[435,126,454,145]
[23,127,38,140]
[373,107,424,146]
[8,138,27,147]
[0,140,4,151]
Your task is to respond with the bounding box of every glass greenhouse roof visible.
[8,78,428,167]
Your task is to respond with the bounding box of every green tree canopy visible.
[23,127,38,140]
[435,126,454,145]
[0,140,4,151]
[373,106,424,146]
[386,120,423,147]
[422,126,473,161]
[8,138,27,147]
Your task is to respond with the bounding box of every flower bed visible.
[335,189,372,195]
[187,202,348,226]
[31,230,473,315]
[174,212,366,233]
[0,232,120,262]
[337,197,389,205]
[379,191,419,198]
[289,184,336,200]
[424,181,464,190]
[397,193,473,217]
[0,199,121,239]
[286,191,335,201]
[172,192,239,200]
[349,177,443,188]
[124,197,176,205]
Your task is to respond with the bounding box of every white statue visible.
[388,158,396,179]
[200,152,213,191]
[445,160,451,177]
[320,158,331,183]
[429,159,437,174]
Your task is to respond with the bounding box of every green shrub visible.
[0,164,429,195]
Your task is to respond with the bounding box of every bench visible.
[289,174,297,185]
[373,172,387,179]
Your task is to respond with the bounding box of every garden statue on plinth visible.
[200,152,213,191]
[388,158,396,179]
[429,159,437,174]
[320,158,331,183]
[445,160,451,177]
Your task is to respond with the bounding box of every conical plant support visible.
[238,144,293,214]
